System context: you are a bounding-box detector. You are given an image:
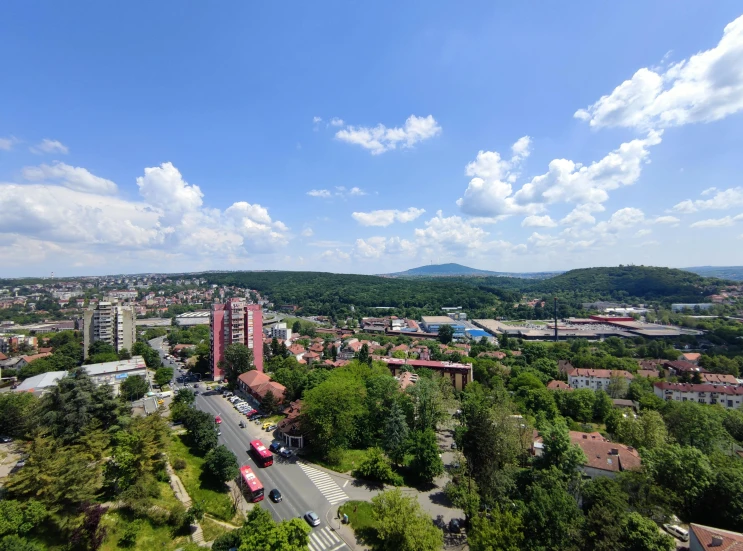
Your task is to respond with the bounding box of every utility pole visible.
[553,297,558,342]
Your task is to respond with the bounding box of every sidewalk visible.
[165,458,210,547]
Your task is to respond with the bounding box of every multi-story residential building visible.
[270,323,292,342]
[567,368,634,391]
[83,302,136,359]
[210,299,263,380]
[654,381,743,409]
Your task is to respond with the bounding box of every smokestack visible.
[554,297,558,342]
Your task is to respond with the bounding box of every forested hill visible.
[531,266,725,302]
[200,266,726,320]
[386,263,561,279]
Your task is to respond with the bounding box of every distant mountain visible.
[384,263,562,279]
[683,266,743,281]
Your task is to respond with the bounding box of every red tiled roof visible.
[0,352,7,361]
[681,352,701,361]
[569,431,641,473]
[288,344,305,355]
[690,524,743,550]
[663,360,707,373]
[37,347,53,354]
[654,381,743,396]
[702,373,739,385]
[636,369,660,378]
[21,352,52,363]
[237,370,286,402]
[547,380,572,390]
[567,368,634,379]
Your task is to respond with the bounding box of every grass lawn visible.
[338,501,378,546]
[98,509,194,551]
[306,448,370,474]
[168,433,238,522]
[201,517,234,542]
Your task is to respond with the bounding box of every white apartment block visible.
[83,302,136,359]
[567,368,635,392]
[654,382,743,410]
[270,323,292,342]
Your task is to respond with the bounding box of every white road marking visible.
[297,462,349,504]
[343,480,348,488]
[308,527,345,551]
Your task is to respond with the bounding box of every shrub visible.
[148,506,170,526]
[168,503,188,529]
[119,523,139,547]
[173,458,187,471]
[327,448,344,467]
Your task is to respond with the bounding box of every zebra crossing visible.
[297,462,349,504]
[308,526,346,551]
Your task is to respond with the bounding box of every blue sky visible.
[2,1,743,276]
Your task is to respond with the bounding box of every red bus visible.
[249,439,274,467]
[239,465,264,502]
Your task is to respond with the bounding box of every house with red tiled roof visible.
[663,360,706,375]
[547,380,572,391]
[303,351,321,365]
[654,381,743,409]
[277,400,304,448]
[690,524,743,551]
[390,344,409,354]
[37,347,53,354]
[532,430,641,479]
[567,368,634,392]
[701,373,739,385]
[288,344,305,361]
[679,352,701,364]
[237,370,286,404]
[17,352,53,368]
[309,343,324,354]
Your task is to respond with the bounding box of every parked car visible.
[262,421,273,430]
[448,519,462,534]
[0,436,13,443]
[450,442,457,450]
[215,416,222,424]
[269,489,282,503]
[304,511,320,527]
[279,448,293,458]
[663,524,689,542]
[269,441,283,453]
[239,420,246,428]
[267,424,278,432]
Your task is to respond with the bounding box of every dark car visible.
[0,436,13,443]
[279,448,293,458]
[450,442,457,450]
[304,511,320,527]
[448,519,462,534]
[269,441,283,453]
[269,489,282,503]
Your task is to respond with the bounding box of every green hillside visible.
[200,265,725,320]
[530,266,723,302]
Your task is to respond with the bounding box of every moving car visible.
[304,511,320,527]
[215,416,222,424]
[269,489,282,503]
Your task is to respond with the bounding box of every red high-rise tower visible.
[210,298,263,380]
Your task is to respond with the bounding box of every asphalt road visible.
[148,337,351,550]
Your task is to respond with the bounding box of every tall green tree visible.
[383,402,409,465]
[120,375,150,400]
[437,324,454,344]
[0,393,36,438]
[621,512,675,551]
[469,506,524,551]
[261,389,278,414]
[204,445,240,484]
[154,366,174,387]
[219,343,254,386]
[614,410,668,451]
[535,418,586,478]
[409,429,444,484]
[522,469,584,551]
[300,375,365,460]
[406,377,446,432]
[234,506,310,551]
[371,488,443,551]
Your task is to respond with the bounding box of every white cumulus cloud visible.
[30,139,69,155]
[672,187,743,213]
[352,207,425,227]
[575,15,743,129]
[522,215,557,228]
[22,161,118,195]
[0,136,19,151]
[690,214,743,228]
[335,115,441,155]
